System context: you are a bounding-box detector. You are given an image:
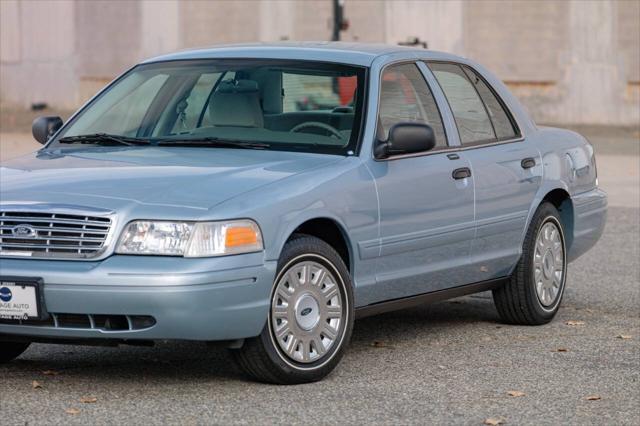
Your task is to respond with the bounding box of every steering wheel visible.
[290,122,343,139]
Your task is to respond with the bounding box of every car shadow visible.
[5,341,247,383]
[351,293,500,346]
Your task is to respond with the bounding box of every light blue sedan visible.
[0,43,607,384]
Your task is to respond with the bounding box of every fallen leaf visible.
[42,370,59,376]
[507,390,525,397]
[552,348,569,352]
[32,381,43,389]
[80,396,98,404]
[65,408,81,415]
[371,341,393,348]
[484,418,505,425]
[566,320,585,326]
[616,335,632,340]
[585,395,601,401]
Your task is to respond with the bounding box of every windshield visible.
[50,59,366,155]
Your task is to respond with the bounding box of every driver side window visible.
[378,63,447,148]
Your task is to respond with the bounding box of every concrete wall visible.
[1,0,638,125]
[0,0,77,108]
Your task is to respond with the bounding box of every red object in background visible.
[337,76,357,105]
[336,71,416,106]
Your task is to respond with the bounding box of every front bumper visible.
[0,253,277,341]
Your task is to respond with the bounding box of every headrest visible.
[208,80,264,128]
[216,79,259,94]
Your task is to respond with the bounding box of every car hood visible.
[0,147,342,213]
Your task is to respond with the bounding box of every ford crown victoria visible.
[0,43,607,384]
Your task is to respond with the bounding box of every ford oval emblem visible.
[11,224,37,238]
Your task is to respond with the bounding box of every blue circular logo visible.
[0,287,12,302]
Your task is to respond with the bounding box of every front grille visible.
[0,211,112,259]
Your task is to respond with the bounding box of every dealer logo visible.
[0,287,12,302]
[11,224,37,238]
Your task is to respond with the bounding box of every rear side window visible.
[461,66,518,139]
[378,63,447,148]
[428,62,494,144]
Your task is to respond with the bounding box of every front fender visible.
[208,157,380,288]
[270,212,354,267]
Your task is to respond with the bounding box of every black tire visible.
[0,341,31,363]
[493,202,567,325]
[233,234,354,384]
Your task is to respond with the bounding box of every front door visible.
[362,62,476,306]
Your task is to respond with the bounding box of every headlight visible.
[116,220,263,257]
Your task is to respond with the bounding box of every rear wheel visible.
[234,235,354,384]
[0,341,31,363]
[493,202,567,325]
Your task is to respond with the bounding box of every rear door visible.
[362,62,476,306]
[427,62,542,280]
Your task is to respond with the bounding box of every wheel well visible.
[290,218,351,272]
[542,189,574,249]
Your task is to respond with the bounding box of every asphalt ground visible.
[0,123,638,425]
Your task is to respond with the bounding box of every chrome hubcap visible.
[271,260,344,364]
[533,221,565,307]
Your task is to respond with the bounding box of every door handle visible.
[452,167,471,180]
[521,157,536,169]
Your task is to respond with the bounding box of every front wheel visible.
[234,235,354,384]
[0,341,31,363]
[493,202,567,325]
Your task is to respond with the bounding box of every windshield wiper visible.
[58,133,152,146]
[157,137,270,150]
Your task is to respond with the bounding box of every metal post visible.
[332,0,344,41]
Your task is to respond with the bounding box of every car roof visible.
[142,42,465,67]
